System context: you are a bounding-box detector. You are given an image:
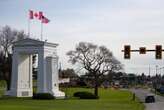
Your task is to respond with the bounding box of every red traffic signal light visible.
[124,45,131,59]
[155,45,162,59]
[139,47,146,54]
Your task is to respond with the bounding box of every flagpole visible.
[41,20,43,41]
[28,10,31,38]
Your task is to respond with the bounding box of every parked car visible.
[145,94,155,103]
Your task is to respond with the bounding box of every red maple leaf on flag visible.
[29,10,43,20]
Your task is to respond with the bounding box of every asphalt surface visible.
[131,88,164,110]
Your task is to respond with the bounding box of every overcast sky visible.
[0,0,164,75]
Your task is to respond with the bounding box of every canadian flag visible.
[42,15,50,24]
[29,10,50,24]
[29,10,43,20]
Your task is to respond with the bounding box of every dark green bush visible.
[74,91,86,97]
[73,91,99,99]
[33,93,54,100]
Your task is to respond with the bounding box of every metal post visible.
[149,65,151,76]
[155,65,158,94]
[156,65,158,76]
[28,13,30,37]
[163,67,164,76]
[133,93,135,101]
[41,21,43,41]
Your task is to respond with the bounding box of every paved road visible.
[131,88,164,110]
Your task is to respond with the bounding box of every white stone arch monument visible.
[6,38,65,98]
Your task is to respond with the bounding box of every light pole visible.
[155,65,158,94]
[159,67,164,77]
[149,65,151,77]
[156,65,158,76]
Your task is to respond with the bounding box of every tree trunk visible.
[7,54,12,90]
[6,78,10,90]
[3,55,12,90]
[4,71,11,90]
[94,83,98,96]
[94,75,99,96]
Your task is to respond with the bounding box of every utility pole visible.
[156,65,158,76]
[163,67,164,76]
[159,67,164,76]
[155,65,158,94]
[148,65,151,85]
[149,65,151,76]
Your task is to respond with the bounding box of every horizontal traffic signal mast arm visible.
[122,45,163,59]
[122,49,164,52]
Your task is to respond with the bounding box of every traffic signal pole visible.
[122,45,163,94]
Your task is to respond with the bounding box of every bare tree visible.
[67,42,123,96]
[0,25,28,90]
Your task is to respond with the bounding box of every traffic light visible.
[139,47,146,54]
[124,45,131,59]
[155,45,162,59]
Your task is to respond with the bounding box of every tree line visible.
[0,25,28,90]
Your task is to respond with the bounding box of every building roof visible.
[13,38,58,48]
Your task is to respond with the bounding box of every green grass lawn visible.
[0,87,144,110]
